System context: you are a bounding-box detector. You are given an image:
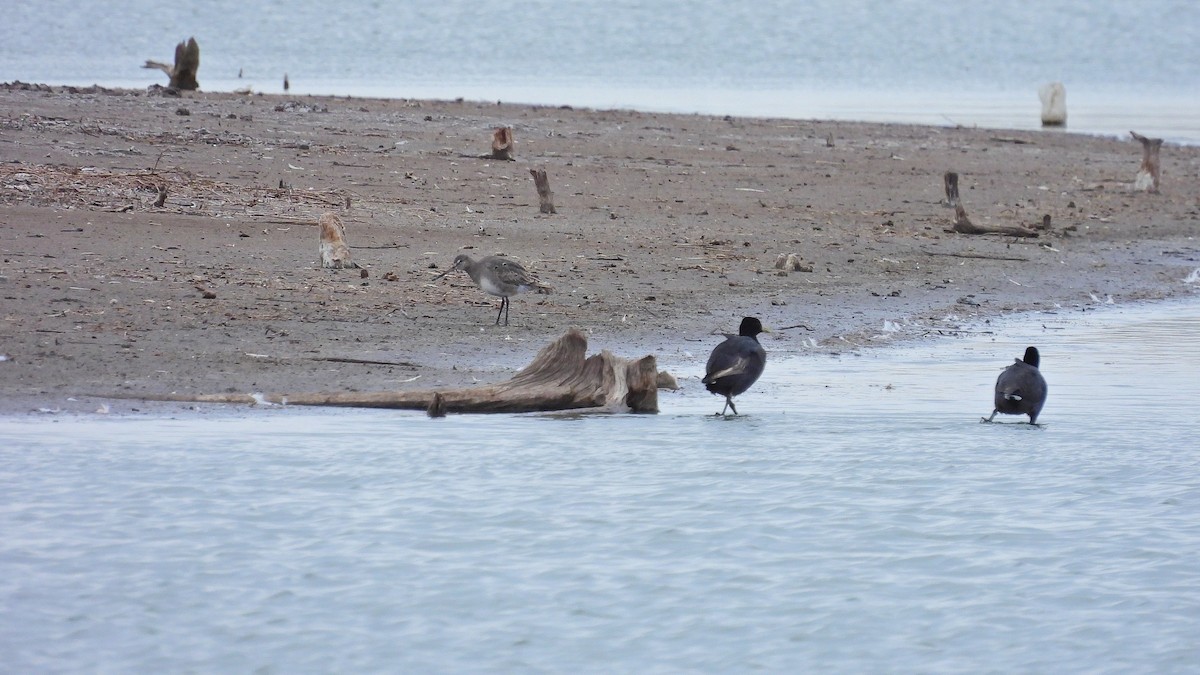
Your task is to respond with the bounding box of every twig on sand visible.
[920,249,1029,262]
[310,356,419,368]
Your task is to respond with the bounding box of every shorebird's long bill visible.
[432,269,453,281]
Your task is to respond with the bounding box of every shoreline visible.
[13,79,1200,146]
[5,297,1200,421]
[1,85,1197,416]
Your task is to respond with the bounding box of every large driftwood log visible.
[949,205,1038,238]
[107,329,662,414]
[142,37,200,91]
[530,168,556,214]
[491,127,515,160]
[943,171,960,208]
[1130,130,1162,193]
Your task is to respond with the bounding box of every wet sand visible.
[1,84,1197,414]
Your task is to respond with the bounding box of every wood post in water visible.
[1039,82,1067,126]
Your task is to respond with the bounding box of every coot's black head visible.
[1022,346,1040,368]
[738,317,766,339]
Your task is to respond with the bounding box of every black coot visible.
[702,317,768,416]
[984,346,1048,424]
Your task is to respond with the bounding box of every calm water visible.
[2,0,1199,143]
[3,297,1200,673]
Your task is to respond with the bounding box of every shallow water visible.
[3,298,1200,672]
[2,0,1199,143]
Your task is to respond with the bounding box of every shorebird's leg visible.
[727,397,738,416]
[980,409,999,423]
[494,297,505,325]
[502,297,510,326]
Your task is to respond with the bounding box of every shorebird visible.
[702,316,769,416]
[433,253,552,326]
[982,346,1048,424]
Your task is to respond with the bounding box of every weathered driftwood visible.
[530,168,556,214]
[1039,82,1067,126]
[318,212,360,269]
[949,204,1038,238]
[491,127,515,160]
[943,171,960,208]
[111,329,662,414]
[1130,130,1162,193]
[142,37,200,91]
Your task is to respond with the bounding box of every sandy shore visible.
[1,84,1197,415]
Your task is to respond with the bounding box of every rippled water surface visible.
[3,300,1200,673]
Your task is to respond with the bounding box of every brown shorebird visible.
[434,254,552,326]
[983,346,1048,425]
[702,316,770,416]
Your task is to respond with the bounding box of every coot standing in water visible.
[983,346,1048,424]
[703,317,769,416]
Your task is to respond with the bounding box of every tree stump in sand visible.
[318,212,361,269]
[142,37,200,91]
[530,168,556,214]
[1130,130,1162,193]
[949,204,1038,238]
[106,329,664,414]
[491,127,515,160]
[943,171,960,208]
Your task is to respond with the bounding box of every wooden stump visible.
[101,329,663,414]
[1130,130,1162,193]
[530,168,556,214]
[318,212,360,269]
[943,171,960,208]
[491,127,515,160]
[142,37,200,91]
